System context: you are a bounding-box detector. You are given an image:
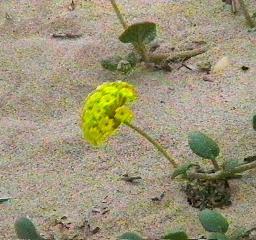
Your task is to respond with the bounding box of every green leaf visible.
[163,230,188,240]
[199,209,229,233]
[119,22,156,44]
[208,232,229,240]
[253,114,256,131]
[118,232,143,240]
[188,132,220,160]
[126,52,140,67]
[223,159,240,172]
[0,197,11,203]
[171,163,198,179]
[101,56,122,71]
[15,217,45,240]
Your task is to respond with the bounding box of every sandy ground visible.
[0,0,256,239]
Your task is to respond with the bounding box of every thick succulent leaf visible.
[101,56,122,71]
[253,114,256,130]
[119,22,156,44]
[208,232,229,240]
[199,209,229,233]
[163,230,188,240]
[223,159,240,172]
[15,217,45,240]
[188,132,220,160]
[118,232,143,240]
[171,163,198,179]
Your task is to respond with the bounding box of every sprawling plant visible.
[119,209,255,240]
[81,81,256,208]
[101,0,206,73]
[81,81,178,166]
[15,217,46,240]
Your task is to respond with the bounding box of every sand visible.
[0,0,256,239]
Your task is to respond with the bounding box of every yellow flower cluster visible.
[81,81,137,145]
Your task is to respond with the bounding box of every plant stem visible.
[136,43,149,62]
[125,122,178,168]
[231,0,238,13]
[124,121,256,180]
[238,0,255,28]
[187,160,256,180]
[233,160,256,173]
[109,0,149,62]
[109,0,128,29]
[148,47,207,64]
[211,158,221,171]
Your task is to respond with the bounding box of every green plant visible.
[81,82,256,208]
[163,230,189,240]
[0,197,11,204]
[118,232,143,240]
[199,209,229,234]
[253,114,256,130]
[100,0,155,72]
[164,209,254,240]
[81,81,177,166]
[101,0,207,73]
[118,209,255,240]
[188,132,220,170]
[101,52,138,74]
[109,0,157,63]
[15,217,46,240]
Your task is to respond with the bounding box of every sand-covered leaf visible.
[223,159,240,172]
[163,230,188,240]
[171,163,198,179]
[228,227,249,240]
[126,52,140,67]
[101,53,139,73]
[117,60,133,74]
[208,232,229,240]
[188,132,220,160]
[118,232,143,240]
[119,22,156,44]
[199,209,229,233]
[101,56,122,71]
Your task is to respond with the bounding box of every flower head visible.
[81,81,137,145]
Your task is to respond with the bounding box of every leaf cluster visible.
[118,210,252,240]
